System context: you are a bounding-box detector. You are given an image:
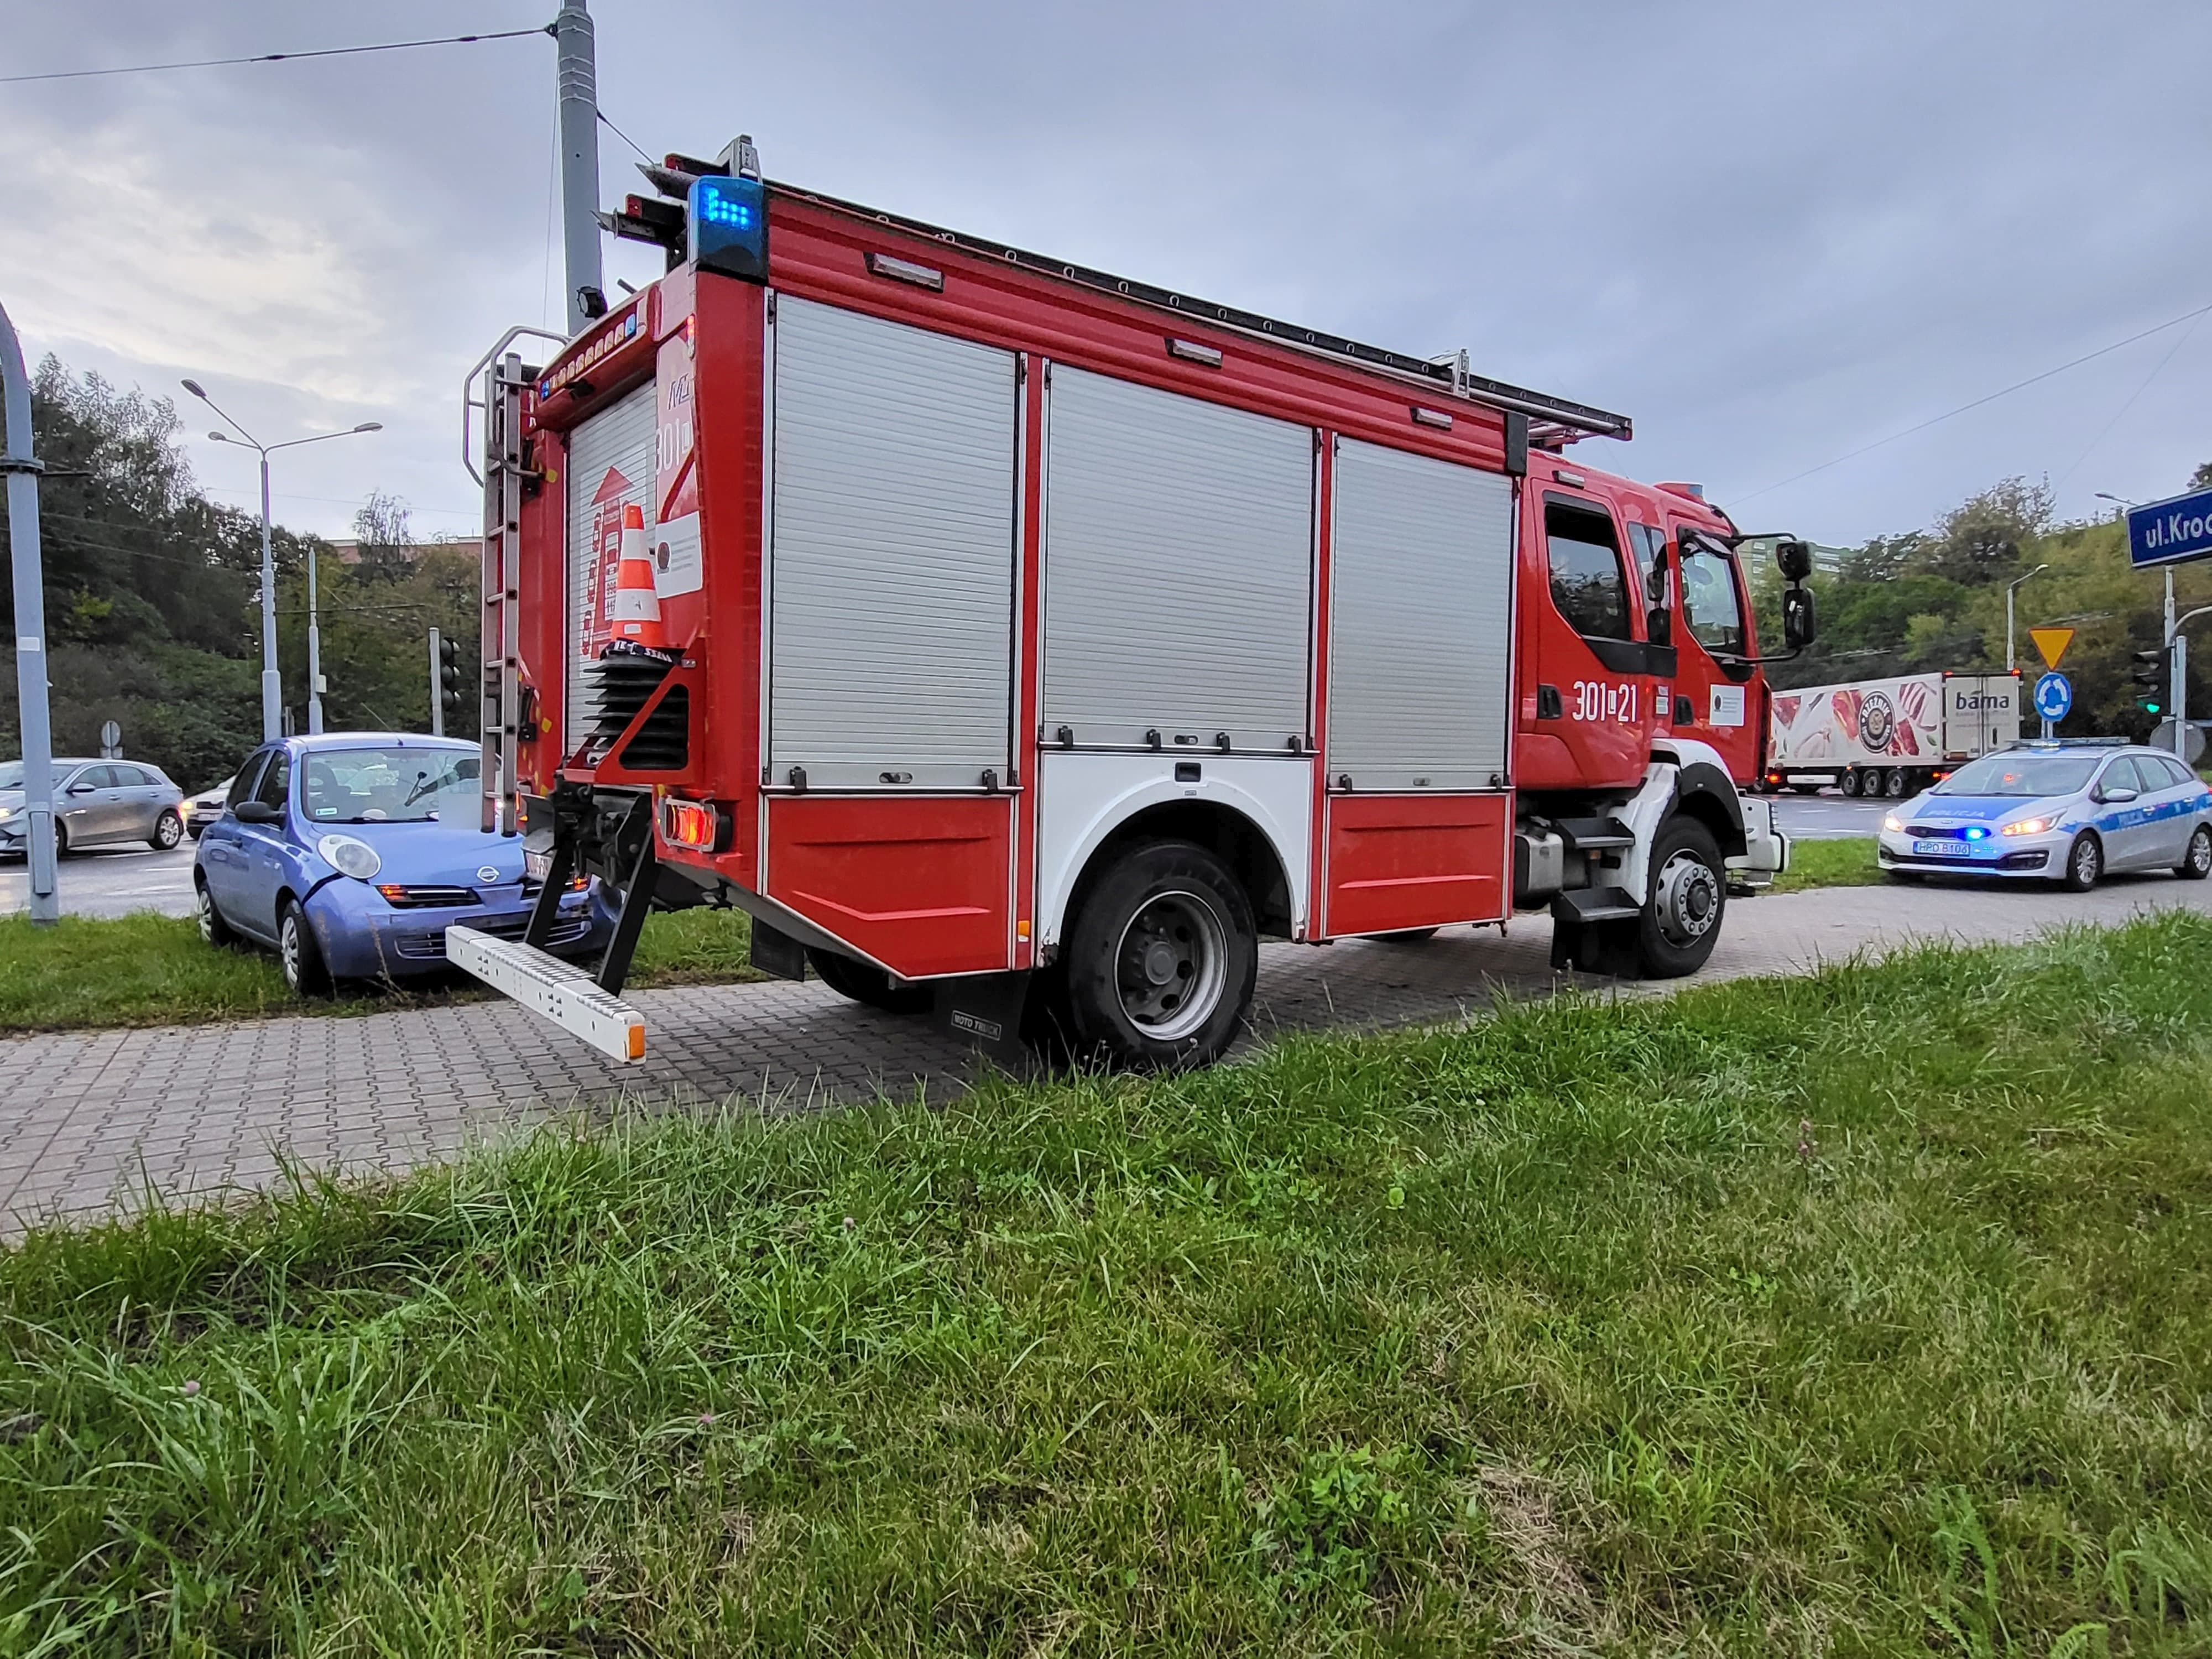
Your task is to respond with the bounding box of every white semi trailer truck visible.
[1762,672,2022,799]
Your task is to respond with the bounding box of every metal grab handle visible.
[460,324,566,484]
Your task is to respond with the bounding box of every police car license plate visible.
[1912,838,1969,858]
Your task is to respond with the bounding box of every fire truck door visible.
[1520,492,1660,789]
[1665,525,1759,782]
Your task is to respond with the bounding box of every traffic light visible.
[2132,647,2165,713]
[439,635,466,728]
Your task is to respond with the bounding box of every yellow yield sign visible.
[2028,627,2075,670]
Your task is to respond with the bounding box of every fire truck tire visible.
[807,948,933,1016]
[1062,839,1257,1070]
[1636,815,1726,980]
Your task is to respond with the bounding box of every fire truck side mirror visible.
[1782,584,1817,650]
[1775,538,1813,582]
[1646,603,1672,648]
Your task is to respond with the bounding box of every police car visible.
[1877,739,2212,890]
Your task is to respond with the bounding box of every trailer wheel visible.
[1839,770,1862,798]
[1636,815,1726,979]
[808,948,933,1015]
[1062,839,1256,1070]
[1884,768,1911,799]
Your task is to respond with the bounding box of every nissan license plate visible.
[1912,838,1969,858]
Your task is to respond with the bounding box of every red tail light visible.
[661,797,726,852]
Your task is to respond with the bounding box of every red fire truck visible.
[451,136,1814,1068]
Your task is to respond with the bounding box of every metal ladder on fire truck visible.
[442,328,653,1065]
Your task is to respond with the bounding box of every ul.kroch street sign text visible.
[2127,487,2212,569]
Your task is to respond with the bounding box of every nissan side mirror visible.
[1783,585,1817,650]
[233,801,280,824]
[1775,539,1813,582]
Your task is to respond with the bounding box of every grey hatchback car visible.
[0,758,187,856]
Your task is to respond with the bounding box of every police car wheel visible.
[2178,825,2212,881]
[2062,833,2101,893]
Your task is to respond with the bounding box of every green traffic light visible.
[2146,703,2162,715]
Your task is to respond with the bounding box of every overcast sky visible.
[4,0,2208,547]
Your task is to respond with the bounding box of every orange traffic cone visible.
[610,503,666,648]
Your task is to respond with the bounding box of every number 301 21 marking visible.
[1572,681,1639,724]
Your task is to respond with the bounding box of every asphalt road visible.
[1767,791,1892,841]
[0,794,1885,920]
[0,841,199,920]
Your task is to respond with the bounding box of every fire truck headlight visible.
[688,174,769,282]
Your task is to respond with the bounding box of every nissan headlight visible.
[317,833,382,880]
[2001,817,2051,837]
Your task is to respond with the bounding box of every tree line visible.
[0,358,479,793]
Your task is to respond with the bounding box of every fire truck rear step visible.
[1550,887,1642,926]
[447,925,647,1065]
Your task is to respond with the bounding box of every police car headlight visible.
[316,833,382,880]
[2001,817,2050,837]
[1882,813,1903,833]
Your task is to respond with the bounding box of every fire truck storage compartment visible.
[765,794,1014,977]
[766,296,1019,789]
[1324,792,1511,937]
[1040,365,1314,751]
[1325,437,1515,790]
[564,382,659,753]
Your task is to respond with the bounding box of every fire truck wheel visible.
[1636,816,1726,979]
[807,948,933,1015]
[1063,839,1256,1070]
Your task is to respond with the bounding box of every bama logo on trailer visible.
[2127,488,2212,568]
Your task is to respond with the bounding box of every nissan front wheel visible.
[279,899,332,996]
[1062,839,1256,1070]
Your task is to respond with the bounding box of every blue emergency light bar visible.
[689,174,769,282]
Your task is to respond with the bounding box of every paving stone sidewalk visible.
[3,875,2206,1232]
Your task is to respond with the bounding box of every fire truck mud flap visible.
[447,925,647,1065]
[933,972,1036,1070]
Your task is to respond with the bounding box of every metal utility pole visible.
[554,0,605,335]
[2004,562,2048,674]
[1,296,58,925]
[428,627,444,737]
[183,380,378,739]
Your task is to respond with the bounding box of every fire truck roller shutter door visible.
[768,297,1018,787]
[1327,438,1515,790]
[564,383,659,753]
[1041,365,1313,750]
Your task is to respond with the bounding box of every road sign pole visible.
[1,296,59,926]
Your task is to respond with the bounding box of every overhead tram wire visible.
[0,25,549,86]
[1731,298,2212,507]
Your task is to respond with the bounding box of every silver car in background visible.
[0,757,187,857]
[1878,740,2212,890]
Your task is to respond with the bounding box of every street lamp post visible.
[182,382,379,739]
[2004,562,2048,674]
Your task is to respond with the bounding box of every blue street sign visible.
[2033,671,2073,722]
[2127,487,2212,568]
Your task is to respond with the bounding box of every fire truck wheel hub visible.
[1116,890,1228,1042]
[1653,849,1720,946]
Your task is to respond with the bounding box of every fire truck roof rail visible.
[771,183,1634,442]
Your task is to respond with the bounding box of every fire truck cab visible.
[452,137,1812,1068]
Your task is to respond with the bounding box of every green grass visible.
[4,914,2210,1654]
[1771,834,1882,893]
[0,906,763,1034]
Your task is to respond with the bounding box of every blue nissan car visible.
[1878,740,2212,890]
[194,734,614,993]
